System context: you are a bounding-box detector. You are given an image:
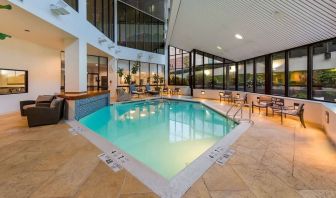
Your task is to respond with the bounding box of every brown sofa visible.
[25,98,64,127]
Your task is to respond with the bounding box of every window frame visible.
[0,68,28,95]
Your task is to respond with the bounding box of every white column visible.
[109,57,118,97]
[64,39,87,92]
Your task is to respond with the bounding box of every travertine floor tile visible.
[183,178,211,198]
[75,162,126,198]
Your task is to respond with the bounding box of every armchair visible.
[26,98,64,127]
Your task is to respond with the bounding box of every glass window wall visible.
[246,59,254,92]
[117,59,165,88]
[237,62,244,91]
[289,47,308,99]
[88,0,114,41]
[272,52,286,96]
[312,39,336,102]
[255,56,265,93]
[117,1,164,54]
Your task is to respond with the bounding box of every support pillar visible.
[64,39,87,92]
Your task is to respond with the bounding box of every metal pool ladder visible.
[226,103,254,124]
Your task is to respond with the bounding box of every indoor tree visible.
[0,4,12,40]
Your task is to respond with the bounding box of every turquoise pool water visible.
[79,99,237,179]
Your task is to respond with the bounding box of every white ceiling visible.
[0,0,75,50]
[169,0,336,61]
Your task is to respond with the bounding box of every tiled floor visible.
[0,99,336,198]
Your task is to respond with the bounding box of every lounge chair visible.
[116,88,132,102]
[252,95,272,116]
[20,95,56,116]
[219,91,233,103]
[130,84,144,98]
[145,84,159,96]
[162,87,169,95]
[172,87,181,95]
[279,103,306,128]
[26,98,64,127]
[233,92,247,104]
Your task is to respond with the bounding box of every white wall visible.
[0,38,60,115]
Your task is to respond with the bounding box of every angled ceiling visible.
[168,0,336,61]
[0,0,75,50]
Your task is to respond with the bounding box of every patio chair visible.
[219,91,233,103]
[280,103,306,128]
[20,95,56,116]
[116,88,132,102]
[26,98,64,127]
[251,95,272,116]
[129,84,144,98]
[145,84,160,96]
[162,87,169,95]
[172,87,181,95]
[233,92,247,104]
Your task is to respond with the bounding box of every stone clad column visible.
[64,39,87,92]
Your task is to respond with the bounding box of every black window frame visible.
[0,68,28,95]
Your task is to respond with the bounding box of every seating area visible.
[217,91,307,127]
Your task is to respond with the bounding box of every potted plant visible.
[124,74,131,85]
[131,61,140,74]
[117,67,124,84]
[153,74,159,84]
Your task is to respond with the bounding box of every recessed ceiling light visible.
[235,34,243,39]
[24,29,30,32]
[217,46,222,50]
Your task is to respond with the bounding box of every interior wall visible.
[0,37,61,115]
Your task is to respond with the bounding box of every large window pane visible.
[118,2,126,46]
[140,62,149,85]
[117,59,130,86]
[204,54,213,89]
[183,51,190,86]
[237,62,244,91]
[272,52,285,96]
[152,18,158,53]
[87,56,99,91]
[158,22,165,54]
[175,51,182,85]
[0,69,28,95]
[158,64,165,85]
[87,0,95,25]
[150,63,158,85]
[109,0,114,40]
[103,0,109,35]
[227,63,236,90]
[99,57,108,90]
[213,57,224,89]
[126,6,136,48]
[96,0,103,31]
[130,61,140,85]
[246,59,254,92]
[194,52,203,88]
[312,39,336,102]
[255,56,265,93]
[144,14,152,51]
[289,47,307,99]
[136,11,144,50]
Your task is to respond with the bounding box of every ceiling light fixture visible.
[235,34,243,40]
[217,46,222,50]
